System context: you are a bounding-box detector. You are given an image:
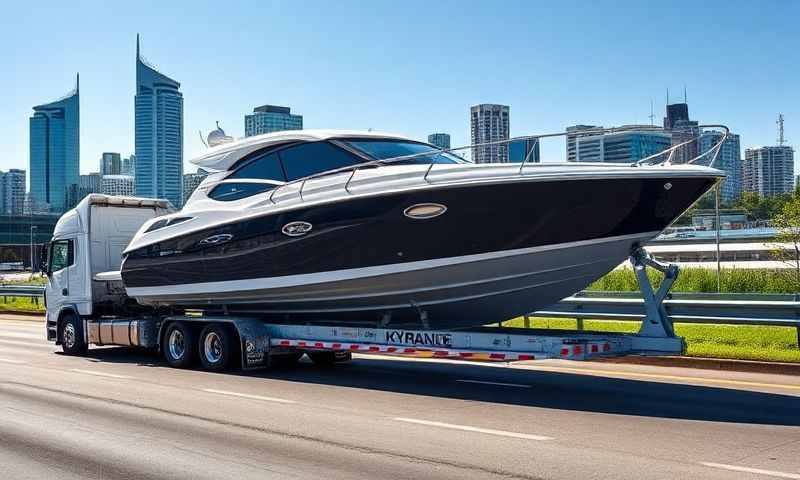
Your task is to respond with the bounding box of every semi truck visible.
[43,194,685,372]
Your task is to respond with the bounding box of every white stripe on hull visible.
[127,231,657,301]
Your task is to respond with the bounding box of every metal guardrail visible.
[0,285,45,305]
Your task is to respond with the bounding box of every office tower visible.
[566,125,602,162]
[66,173,102,208]
[508,138,541,163]
[0,169,26,215]
[135,35,184,207]
[698,130,741,203]
[574,128,671,163]
[102,175,136,197]
[663,102,699,164]
[182,169,209,205]
[122,154,136,176]
[742,146,795,197]
[470,104,510,163]
[428,133,451,150]
[29,74,80,213]
[245,105,303,137]
[100,152,122,175]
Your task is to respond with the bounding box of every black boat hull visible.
[122,175,716,329]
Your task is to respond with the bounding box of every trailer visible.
[43,195,685,372]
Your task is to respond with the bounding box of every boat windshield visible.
[343,140,463,165]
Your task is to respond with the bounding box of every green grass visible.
[0,296,45,313]
[590,267,799,294]
[504,317,800,363]
[0,274,47,286]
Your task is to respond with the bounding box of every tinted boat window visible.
[209,183,274,201]
[344,140,461,165]
[279,142,363,181]
[229,152,285,181]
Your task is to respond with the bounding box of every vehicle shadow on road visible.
[251,357,800,427]
[79,347,800,427]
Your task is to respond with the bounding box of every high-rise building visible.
[470,104,510,163]
[182,169,209,205]
[102,175,135,197]
[100,152,122,176]
[663,102,699,164]
[29,74,80,213]
[508,138,541,163]
[122,154,136,176]
[574,128,671,163]
[135,34,183,208]
[427,133,451,150]
[698,130,741,203]
[67,173,102,208]
[245,105,303,137]
[0,169,26,215]
[566,125,602,162]
[742,146,795,197]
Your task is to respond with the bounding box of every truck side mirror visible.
[39,243,49,276]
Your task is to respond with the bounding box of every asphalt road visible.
[0,315,799,479]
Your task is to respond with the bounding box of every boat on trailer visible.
[120,126,727,329]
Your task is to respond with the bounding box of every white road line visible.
[456,379,531,388]
[393,417,552,441]
[0,332,44,340]
[202,388,296,404]
[70,369,132,380]
[701,462,800,479]
[0,339,54,349]
[0,357,26,364]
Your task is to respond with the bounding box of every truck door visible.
[45,238,76,312]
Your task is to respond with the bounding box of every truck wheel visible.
[162,322,197,368]
[308,350,351,367]
[60,312,87,356]
[199,324,233,372]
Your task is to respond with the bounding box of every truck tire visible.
[60,312,87,356]
[162,322,197,368]
[308,350,351,367]
[199,324,233,372]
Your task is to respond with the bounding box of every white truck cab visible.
[43,195,172,347]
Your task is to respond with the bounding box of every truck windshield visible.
[343,140,463,165]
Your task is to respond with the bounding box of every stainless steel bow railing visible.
[264,124,730,205]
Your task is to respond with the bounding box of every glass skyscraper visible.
[698,130,741,203]
[427,133,451,150]
[29,75,80,213]
[470,104,510,163]
[135,35,184,207]
[245,105,303,137]
[573,129,671,163]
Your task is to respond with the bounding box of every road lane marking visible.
[701,462,800,479]
[521,365,800,392]
[393,417,552,441]
[70,369,132,379]
[0,331,44,340]
[0,358,26,364]
[0,339,54,349]
[202,388,296,404]
[456,379,531,388]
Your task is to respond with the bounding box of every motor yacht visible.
[120,128,724,329]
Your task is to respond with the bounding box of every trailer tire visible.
[308,350,351,367]
[199,324,233,372]
[60,312,87,356]
[162,322,197,369]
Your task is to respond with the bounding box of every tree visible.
[772,195,800,288]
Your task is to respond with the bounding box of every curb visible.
[596,355,800,376]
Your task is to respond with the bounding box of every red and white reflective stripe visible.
[560,342,612,358]
[271,339,536,361]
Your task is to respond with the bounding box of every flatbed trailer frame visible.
[47,250,685,372]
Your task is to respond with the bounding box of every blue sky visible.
[1,0,797,175]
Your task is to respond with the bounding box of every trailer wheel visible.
[199,324,233,372]
[162,322,197,368]
[308,350,351,367]
[60,312,87,356]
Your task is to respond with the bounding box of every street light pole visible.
[30,225,38,277]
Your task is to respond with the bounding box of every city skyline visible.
[1,1,797,178]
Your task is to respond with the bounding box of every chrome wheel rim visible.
[168,330,185,360]
[204,332,222,364]
[63,323,76,349]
